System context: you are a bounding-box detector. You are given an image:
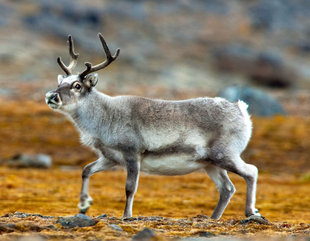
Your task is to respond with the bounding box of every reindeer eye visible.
[74,83,81,90]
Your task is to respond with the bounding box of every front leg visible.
[123,157,140,218]
[78,157,115,214]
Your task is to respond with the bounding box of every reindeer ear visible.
[58,75,64,84]
[83,73,98,88]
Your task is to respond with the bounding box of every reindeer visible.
[45,33,261,219]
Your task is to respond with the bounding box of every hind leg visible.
[205,165,236,219]
[211,155,260,217]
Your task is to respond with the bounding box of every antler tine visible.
[57,57,70,76]
[57,35,79,76]
[67,35,79,69]
[79,33,120,80]
[98,33,120,63]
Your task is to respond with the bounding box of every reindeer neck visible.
[69,89,112,136]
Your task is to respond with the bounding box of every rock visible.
[248,0,310,31]
[109,224,123,231]
[7,154,52,169]
[198,231,216,238]
[25,0,102,29]
[218,85,286,116]
[56,214,98,228]
[23,0,104,53]
[0,222,54,233]
[297,41,310,54]
[0,222,17,232]
[0,3,12,27]
[250,52,294,88]
[123,217,139,222]
[240,214,271,225]
[137,216,168,221]
[97,214,107,219]
[213,45,295,88]
[103,1,147,21]
[12,212,55,219]
[189,231,216,238]
[213,44,256,73]
[132,228,155,240]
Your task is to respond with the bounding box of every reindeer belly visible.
[140,129,210,175]
[140,153,207,176]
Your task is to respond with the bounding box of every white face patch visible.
[58,74,80,85]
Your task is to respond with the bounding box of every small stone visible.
[43,225,57,230]
[13,212,55,219]
[56,214,98,228]
[137,216,166,221]
[0,222,16,232]
[132,228,155,240]
[240,215,271,225]
[1,213,12,218]
[123,217,138,222]
[219,85,286,116]
[13,212,29,218]
[8,154,52,169]
[97,214,107,219]
[109,224,123,231]
[198,231,216,238]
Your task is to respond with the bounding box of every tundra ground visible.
[0,168,309,240]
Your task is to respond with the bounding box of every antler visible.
[79,33,120,80]
[57,35,79,76]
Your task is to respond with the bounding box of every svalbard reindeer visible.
[45,33,261,219]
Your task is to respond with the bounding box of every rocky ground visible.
[0,168,309,241]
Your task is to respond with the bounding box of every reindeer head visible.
[45,33,120,111]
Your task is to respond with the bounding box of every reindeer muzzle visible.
[45,91,61,109]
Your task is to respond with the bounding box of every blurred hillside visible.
[1,0,310,114]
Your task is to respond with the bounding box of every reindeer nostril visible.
[51,93,58,101]
[47,92,59,104]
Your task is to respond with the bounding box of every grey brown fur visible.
[45,33,261,219]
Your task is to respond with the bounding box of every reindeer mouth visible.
[47,100,60,109]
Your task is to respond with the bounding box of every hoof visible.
[78,202,90,214]
[79,207,89,214]
[245,208,260,217]
[78,197,93,214]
